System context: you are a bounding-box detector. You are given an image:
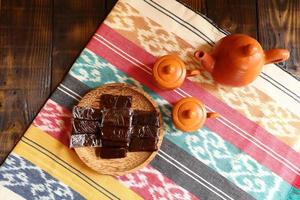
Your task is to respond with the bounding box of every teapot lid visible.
[172,97,206,132]
[153,55,186,89]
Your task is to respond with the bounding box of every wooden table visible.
[0,0,299,164]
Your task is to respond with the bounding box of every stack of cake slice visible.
[70,107,102,148]
[130,110,160,151]
[99,94,133,158]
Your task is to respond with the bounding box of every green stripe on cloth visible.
[69,49,298,200]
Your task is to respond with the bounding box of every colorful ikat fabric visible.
[1,0,300,199]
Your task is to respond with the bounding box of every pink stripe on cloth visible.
[32,99,71,146]
[117,165,199,200]
[86,23,300,188]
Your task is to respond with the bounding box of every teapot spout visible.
[194,50,215,73]
[264,49,290,64]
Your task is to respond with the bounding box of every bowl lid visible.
[152,55,186,89]
[172,97,206,132]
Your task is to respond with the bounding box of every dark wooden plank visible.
[257,0,300,78]
[205,0,257,38]
[51,0,107,90]
[0,0,53,163]
[173,0,207,15]
[105,0,118,15]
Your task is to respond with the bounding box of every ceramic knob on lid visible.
[152,55,201,90]
[172,97,219,132]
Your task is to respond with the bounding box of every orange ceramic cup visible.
[172,97,219,132]
[152,55,200,90]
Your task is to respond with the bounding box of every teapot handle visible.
[264,49,290,64]
[206,112,220,119]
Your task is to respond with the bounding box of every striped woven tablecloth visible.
[1,0,300,199]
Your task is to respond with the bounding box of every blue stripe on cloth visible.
[0,153,84,200]
[67,49,298,200]
[21,136,118,200]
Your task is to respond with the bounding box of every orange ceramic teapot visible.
[194,34,290,87]
[172,97,219,132]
